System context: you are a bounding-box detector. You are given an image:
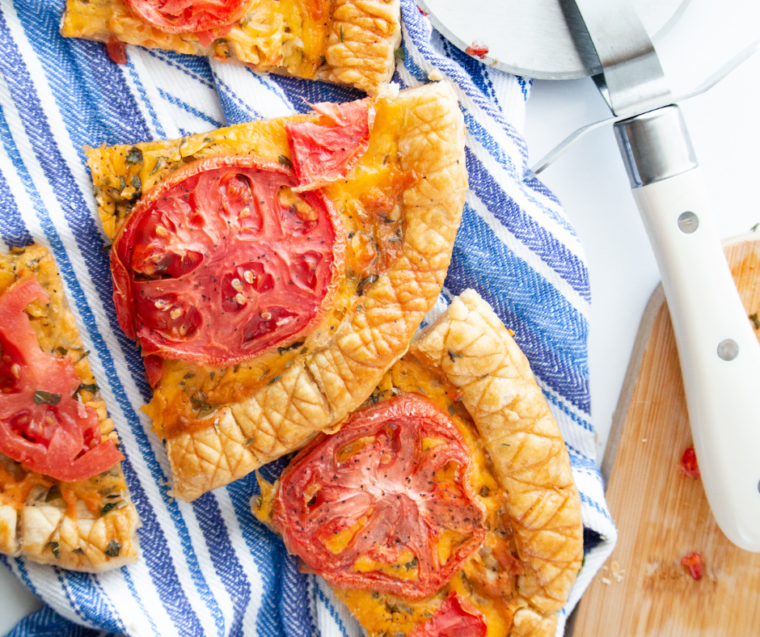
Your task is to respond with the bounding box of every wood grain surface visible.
[572,234,760,636]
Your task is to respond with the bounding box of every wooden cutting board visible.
[571,233,760,636]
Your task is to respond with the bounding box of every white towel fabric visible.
[0,1,616,635]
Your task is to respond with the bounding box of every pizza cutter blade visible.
[420,0,760,552]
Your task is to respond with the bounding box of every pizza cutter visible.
[418,0,760,551]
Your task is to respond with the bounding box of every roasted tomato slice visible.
[272,394,486,600]
[286,100,375,191]
[124,0,250,34]
[409,593,487,637]
[0,278,123,482]
[111,155,344,366]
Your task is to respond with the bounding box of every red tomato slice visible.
[286,100,375,191]
[111,155,344,366]
[0,278,123,482]
[272,394,486,600]
[124,0,249,34]
[409,592,487,637]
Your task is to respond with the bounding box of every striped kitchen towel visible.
[0,0,616,636]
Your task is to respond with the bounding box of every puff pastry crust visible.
[61,0,401,95]
[0,245,140,572]
[257,289,583,636]
[86,82,467,501]
[415,289,583,636]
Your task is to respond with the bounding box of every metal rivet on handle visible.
[678,211,699,234]
[717,339,739,361]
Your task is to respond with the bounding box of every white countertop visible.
[2,0,759,632]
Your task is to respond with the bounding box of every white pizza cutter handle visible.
[615,104,760,552]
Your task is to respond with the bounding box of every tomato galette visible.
[85,82,467,501]
[257,289,583,637]
[0,244,139,572]
[60,0,401,95]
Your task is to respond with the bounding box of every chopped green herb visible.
[277,341,305,355]
[370,393,379,404]
[35,491,45,501]
[56,346,68,356]
[72,547,85,555]
[49,541,60,560]
[101,243,112,253]
[190,392,217,417]
[501,443,510,446]
[447,350,463,362]
[104,540,122,558]
[403,557,418,571]
[750,312,760,330]
[33,390,62,405]
[479,486,490,497]
[357,274,378,296]
[183,372,195,380]
[239,13,252,28]
[126,147,143,165]
[752,222,760,232]
[131,175,142,193]
[267,374,282,386]
[278,155,293,168]
[448,404,455,415]
[340,26,344,41]
[100,502,117,515]
[394,46,405,61]
[479,373,489,380]
[150,157,166,175]
[246,437,255,445]
[78,383,99,395]
[46,485,62,502]
[203,136,217,144]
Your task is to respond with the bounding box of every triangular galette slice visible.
[0,244,139,572]
[263,290,583,637]
[86,82,467,501]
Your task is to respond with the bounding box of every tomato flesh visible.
[679,446,700,478]
[125,0,250,34]
[272,394,486,600]
[0,278,123,482]
[106,39,128,65]
[681,552,703,580]
[286,100,375,191]
[111,155,344,366]
[409,593,487,637]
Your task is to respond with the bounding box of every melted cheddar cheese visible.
[86,95,416,442]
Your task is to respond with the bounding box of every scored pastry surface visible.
[415,289,583,636]
[87,82,467,500]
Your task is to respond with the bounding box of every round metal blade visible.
[417,0,690,80]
